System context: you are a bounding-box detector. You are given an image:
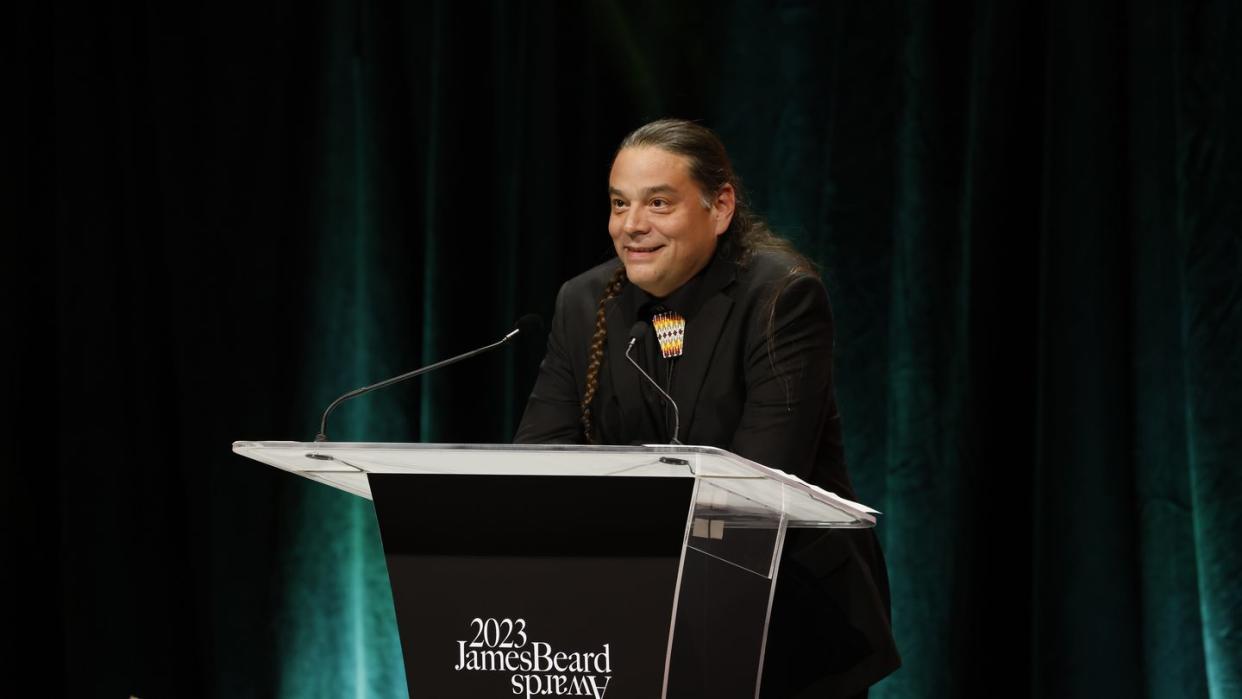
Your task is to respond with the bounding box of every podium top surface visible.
[233,441,877,528]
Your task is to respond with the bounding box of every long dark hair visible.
[618,118,814,271]
[580,118,815,442]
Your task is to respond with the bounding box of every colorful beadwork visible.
[652,311,686,359]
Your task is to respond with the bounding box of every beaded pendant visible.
[652,311,686,359]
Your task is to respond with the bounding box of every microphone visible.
[625,321,682,445]
[313,314,544,442]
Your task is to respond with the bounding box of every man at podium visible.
[514,119,900,698]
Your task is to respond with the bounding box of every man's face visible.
[608,146,734,298]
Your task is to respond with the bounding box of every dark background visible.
[6,0,1240,697]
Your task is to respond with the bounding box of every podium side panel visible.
[666,481,789,699]
[370,474,694,699]
[665,549,777,698]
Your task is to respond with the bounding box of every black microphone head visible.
[628,321,648,342]
[513,313,544,336]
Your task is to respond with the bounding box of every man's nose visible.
[622,207,648,234]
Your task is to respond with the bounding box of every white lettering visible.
[532,642,552,672]
[587,674,611,699]
[459,620,613,697]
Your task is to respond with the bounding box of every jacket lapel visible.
[605,294,644,439]
[671,258,737,442]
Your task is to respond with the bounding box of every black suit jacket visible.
[515,250,900,697]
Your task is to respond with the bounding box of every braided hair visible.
[581,264,628,442]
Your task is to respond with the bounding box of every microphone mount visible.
[625,321,682,445]
[313,314,542,442]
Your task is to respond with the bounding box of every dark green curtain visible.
[7,0,1240,697]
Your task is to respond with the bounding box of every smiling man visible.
[515,119,899,698]
[607,144,734,298]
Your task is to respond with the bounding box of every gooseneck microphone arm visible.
[314,315,542,442]
[625,322,682,445]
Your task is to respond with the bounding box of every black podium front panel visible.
[370,474,695,699]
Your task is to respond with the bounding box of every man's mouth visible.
[626,244,664,254]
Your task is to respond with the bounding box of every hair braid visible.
[581,265,628,443]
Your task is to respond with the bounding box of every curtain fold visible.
[1172,4,1242,696]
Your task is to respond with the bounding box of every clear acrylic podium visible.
[233,441,877,699]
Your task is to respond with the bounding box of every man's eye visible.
[651,198,668,208]
[611,199,627,209]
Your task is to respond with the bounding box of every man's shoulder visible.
[551,257,622,320]
[736,248,822,287]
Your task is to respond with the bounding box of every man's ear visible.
[712,183,736,237]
